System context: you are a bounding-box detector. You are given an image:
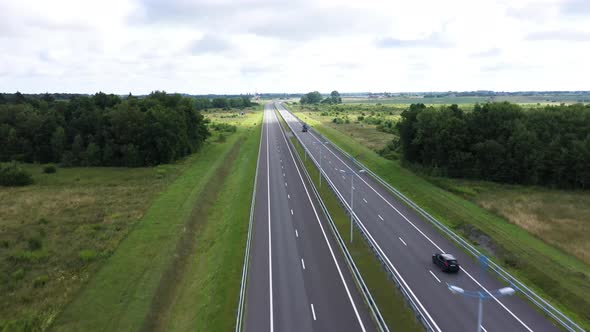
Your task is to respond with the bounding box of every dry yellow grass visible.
[477,189,590,265]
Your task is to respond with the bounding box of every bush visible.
[27,237,42,251]
[42,164,57,174]
[9,250,49,263]
[33,275,48,288]
[0,162,33,186]
[79,249,98,262]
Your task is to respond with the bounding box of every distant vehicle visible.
[302,123,308,132]
[432,253,460,273]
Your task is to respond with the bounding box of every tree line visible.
[396,102,590,188]
[0,91,213,167]
[300,90,342,105]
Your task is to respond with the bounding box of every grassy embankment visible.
[274,108,423,331]
[0,108,262,332]
[289,106,590,329]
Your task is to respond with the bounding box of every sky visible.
[0,0,589,94]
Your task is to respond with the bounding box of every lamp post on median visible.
[339,168,366,243]
[312,140,328,187]
[447,284,515,332]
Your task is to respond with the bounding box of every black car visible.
[432,253,460,273]
[302,124,308,132]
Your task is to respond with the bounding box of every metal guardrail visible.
[281,104,585,332]
[274,106,389,332]
[234,114,265,332]
[275,104,437,332]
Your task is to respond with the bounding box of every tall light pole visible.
[312,141,328,187]
[339,169,355,243]
[448,284,515,332]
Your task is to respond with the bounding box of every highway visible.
[276,103,561,332]
[243,104,376,332]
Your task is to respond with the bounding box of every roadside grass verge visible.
[49,110,261,332]
[290,108,590,329]
[275,108,422,331]
[428,177,590,267]
[152,110,262,331]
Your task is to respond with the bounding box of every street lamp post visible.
[312,141,328,187]
[448,284,515,332]
[340,169,356,243]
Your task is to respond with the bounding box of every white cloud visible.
[0,0,588,94]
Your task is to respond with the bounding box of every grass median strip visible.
[292,108,590,329]
[275,108,422,331]
[51,110,262,332]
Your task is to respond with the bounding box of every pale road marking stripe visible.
[273,108,366,332]
[288,194,290,199]
[311,304,317,321]
[429,270,441,283]
[481,326,488,332]
[301,258,306,270]
[363,198,367,203]
[283,173,285,177]
[301,124,534,332]
[291,209,293,215]
[378,214,383,221]
[295,229,298,237]
[285,182,287,187]
[399,237,407,246]
[279,108,441,332]
[265,107,274,332]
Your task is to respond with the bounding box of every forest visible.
[0,91,219,167]
[396,102,590,188]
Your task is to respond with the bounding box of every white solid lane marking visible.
[265,108,274,332]
[295,229,298,237]
[273,109,366,332]
[481,326,488,332]
[301,258,306,270]
[291,209,293,215]
[363,198,367,203]
[429,270,441,283]
[378,214,383,221]
[299,124,532,331]
[310,304,317,321]
[399,237,407,246]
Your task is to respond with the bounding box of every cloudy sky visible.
[0,0,589,94]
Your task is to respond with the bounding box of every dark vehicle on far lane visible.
[302,123,308,132]
[432,253,460,273]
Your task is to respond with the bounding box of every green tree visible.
[330,90,342,104]
[50,126,66,162]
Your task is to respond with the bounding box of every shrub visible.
[42,164,57,174]
[33,275,49,288]
[12,268,25,281]
[27,237,42,251]
[79,249,98,262]
[357,115,365,121]
[9,250,49,263]
[0,162,33,186]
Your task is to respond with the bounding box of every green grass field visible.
[49,109,262,332]
[0,162,187,331]
[275,108,422,331]
[290,108,590,329]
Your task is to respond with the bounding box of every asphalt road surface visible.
[243,104,376,332]
[276,102,561,332]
